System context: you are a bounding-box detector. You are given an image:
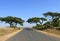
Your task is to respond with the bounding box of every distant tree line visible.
[27,12,60,30]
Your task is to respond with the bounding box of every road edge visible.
[0,28,23,41]
[34,30,60,38]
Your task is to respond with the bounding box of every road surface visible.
[6,28,60,41]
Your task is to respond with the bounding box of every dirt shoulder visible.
[35,29,60,38]
[0,28,23,41]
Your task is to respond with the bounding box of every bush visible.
[44,24,53,29]
[56,27,60,30]
[33,25,45,30]
[10,26,17,28]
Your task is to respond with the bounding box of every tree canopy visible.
[27,17,47,25]
[0,16,24,27]
[27,17,40,25]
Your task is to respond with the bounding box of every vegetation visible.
[43,12,60,30]
[27,17,41,25]
[0,28,19,36]
[27,17,46,25]
[0,12,60,37]
[0,16,24,28]
[27,12,60,30]
[0,12,60,30]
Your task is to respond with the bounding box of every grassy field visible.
[0,28,19,36]
[44,29,60,35]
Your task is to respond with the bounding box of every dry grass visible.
[44,29,60,35]
[0,28,19,36]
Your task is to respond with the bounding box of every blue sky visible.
[0,0,60,27]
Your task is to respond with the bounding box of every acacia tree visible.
[27,17,40,25]
[0,16,24,27]
[39,18,47,25]
[27,17,47,25]
[27,17,47,30]
[5,16,14,27]
[43,12,60,27]
[14,17,24,27]
[43,12,55,19]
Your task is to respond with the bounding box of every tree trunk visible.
[10,23,12,27]
[10,23,13,27]
[15,23,17,27]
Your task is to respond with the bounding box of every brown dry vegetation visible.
[44,29,60,35]
[0,28,19,36]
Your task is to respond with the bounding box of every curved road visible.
[6,28,60,41]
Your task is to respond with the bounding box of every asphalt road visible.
[6,28,60,41]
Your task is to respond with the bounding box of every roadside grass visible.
[44,29,60,35]
[0,28,19,36]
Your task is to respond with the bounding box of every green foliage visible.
[0,16,24,28]
[43,12,60,19]
[43,12,60,30]
[32,12,60,30]
[43,22,53,29]
[14,17,24,26]
[52,18,59,27]
[27,17,40,24]
[0,12,60,30]
[27,17,47,26]
[39,18,47,25]
[33,24,45,30]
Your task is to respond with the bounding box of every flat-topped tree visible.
[27,17,47,26]
[43,12,54,18]
[27,17,40,25]
[39,18,47,25]
[5,16,14,27]
[14,17,24,27]
[43,12,60,20]
[5,16,24,27]
[0,16,24,27]
[43,12,60,27]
